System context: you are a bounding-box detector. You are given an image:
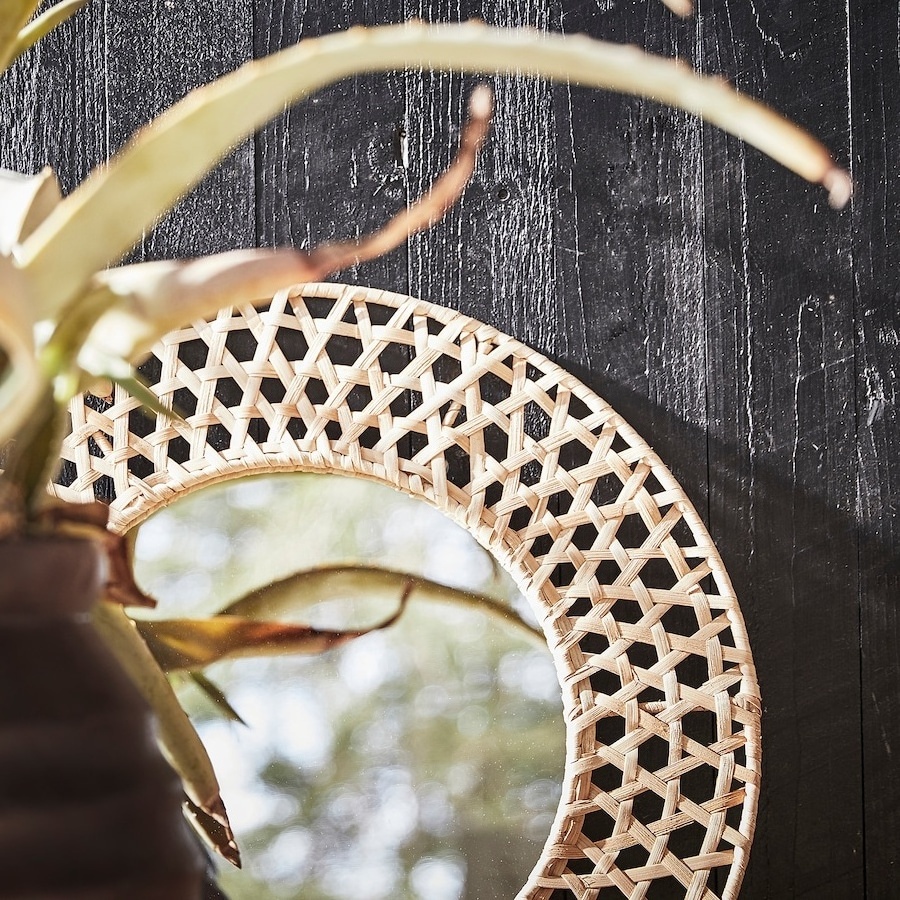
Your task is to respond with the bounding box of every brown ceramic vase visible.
[0,536,205,899]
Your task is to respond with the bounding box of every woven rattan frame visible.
[56,282,760,900]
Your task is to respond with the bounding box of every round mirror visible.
[133,473,565,899]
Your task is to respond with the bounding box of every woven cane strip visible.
[55,282,760,900]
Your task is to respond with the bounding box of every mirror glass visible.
[133,473,565,900]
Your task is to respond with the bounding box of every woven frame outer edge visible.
[54,282,761,900]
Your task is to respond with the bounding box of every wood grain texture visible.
[698,2,862,897]
[850,1,900,896]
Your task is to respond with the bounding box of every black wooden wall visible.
[2,1,897,897]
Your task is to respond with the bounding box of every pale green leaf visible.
[0,167,62,253]
[18,22,850,321]
[91,600,238,863]
[223,564,545,646]
[9,0,89,63]
[0,1,42,72]
[184,671,247,726]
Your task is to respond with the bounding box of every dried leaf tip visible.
[659,0,694,16]
[824,167,853,209]
[468,83,494,122]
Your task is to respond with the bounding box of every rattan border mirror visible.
[55,281,760,900]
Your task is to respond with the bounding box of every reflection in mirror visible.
[132,473,565,900]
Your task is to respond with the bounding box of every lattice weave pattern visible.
[56,283,760,900]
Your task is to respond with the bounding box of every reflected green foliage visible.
[134,474,565,900]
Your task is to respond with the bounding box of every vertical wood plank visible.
[700,1,861,897]
[254,0,408,290]
[104,0,255,260]
[850,1,900,895]
[0,0,106,188]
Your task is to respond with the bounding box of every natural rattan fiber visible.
[55,282,760,900]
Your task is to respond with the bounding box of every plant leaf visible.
[0,167,62,253]
[91,600,239,864]
[185,671,247,726]
[0,1,42,72]
[75,88,490,366]
[135,593,409,672]
[223,564,545,646]
[18,22,850,321]
[8,0,89,63]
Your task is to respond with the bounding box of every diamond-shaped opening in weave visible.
[259,377,287,405]
[214,376,244,410]
[635,731,672,776]
[633,557,680,591]
[609,597,645,625]
[324,332,364,367]
[481,420,510,466]
[127,406,155,439]
[432,353,463,388]
[673,653,719,692]
[553,560,578,589]
[323,419,343,442]
[678,710,716,746]
[657,602,707,639]
[507,503,535,533]
[565,595,593,618]
[91,473,114,502]
[677,758,720,812]
[571,522,599,552]
[612,512,653,554]
[166,434,191,465]
[357,425,382,450]
[614,840,653,877]
[442,441,470,485]
[390,389,421,418]
[345,382,374,414]
[626,638,664,672]
[204,422,232,452]
[138,354,162,386]
[273,326,309,362]
[476,367,514,408]
[224,325,257,363]
[558,433,594,472]
[664,816,716,865]
[594,714,627,751]
[176,337,208,365]
[305,377,329,408]
[523,398,552,440]
[631,785,667,831]
[172,386,199,419]
[581,805,618,843]
[483,480,504,510]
